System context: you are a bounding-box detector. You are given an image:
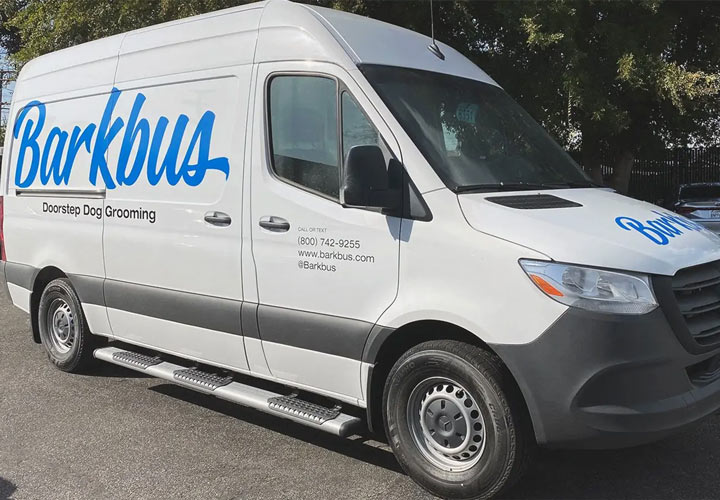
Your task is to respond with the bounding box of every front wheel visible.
[38,278,99,373]
[383,340,534,500]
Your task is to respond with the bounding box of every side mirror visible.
[341,145,400,210]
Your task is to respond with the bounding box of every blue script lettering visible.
[13,88,230,189]
[616,210,705,245]
[13,101,45,188]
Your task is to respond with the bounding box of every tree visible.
[1,0,260,66]
[1,0,719,194]
[480,1,720,192]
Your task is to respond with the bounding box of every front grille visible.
[687,354,720,386]
[672,260,720,346]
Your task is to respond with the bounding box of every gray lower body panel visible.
[257,305,373,361]
[104,280,243,336]
[9,263,387,364]
[5,262,36,290]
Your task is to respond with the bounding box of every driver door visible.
[249,62,401,401]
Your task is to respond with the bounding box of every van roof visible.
[298,4,494,83]
[15,0,495,102]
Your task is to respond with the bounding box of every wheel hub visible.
[47,299,75,354]
[423,396,467,449]
[52,307,72,341]
[408,378,487,472]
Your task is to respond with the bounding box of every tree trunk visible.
[582,152,604,184]
[581,122,604,184]
[608,150,635,195]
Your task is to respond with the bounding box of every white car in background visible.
[674,183,720,235]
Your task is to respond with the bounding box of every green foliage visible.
[1,0,259,67]
[0,0,718,192]
[475,0,720,189]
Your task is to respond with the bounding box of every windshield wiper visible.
[542,181,603,189]
[455,181,600,193]
[455,183,549,193]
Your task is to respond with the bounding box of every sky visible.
[0,51,15,126]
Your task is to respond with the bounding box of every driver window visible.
[269,75,339,199]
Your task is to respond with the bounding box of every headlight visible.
[519,260,658,315]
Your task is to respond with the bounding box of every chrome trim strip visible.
[15,188,106,199]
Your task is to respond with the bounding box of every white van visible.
[3,1,720,498]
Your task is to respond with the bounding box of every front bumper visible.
[491,307,720,449]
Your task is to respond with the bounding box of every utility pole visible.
[0,64,15,149]
[0,67,13,116]
[0,64,14,158]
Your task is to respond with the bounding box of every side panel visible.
[103,73,250,370]
[2,31,121,335]
[3,91,110,330]
[116,8,260,83]
[96,9,261,371]
[103,76,246,297]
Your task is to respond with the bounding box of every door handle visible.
[204,211,232,227]
[259,216,290,232]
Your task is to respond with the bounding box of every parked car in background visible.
[673,183,720,234]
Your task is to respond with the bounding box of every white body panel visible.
[102,75,247,298]
[261,341,364,402]
[7,284,30,313]
[83,304,113,337]
[459,188,720,277]
[249,62,402,320]
[377,189,568,346]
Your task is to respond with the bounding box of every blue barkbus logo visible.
[13,88,230,189]
[616,211,706,245]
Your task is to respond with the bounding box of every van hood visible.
[458,188,720,276]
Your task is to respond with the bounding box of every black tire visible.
[37,278,99,373]
[383,340,534,500]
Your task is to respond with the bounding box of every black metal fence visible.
[593,148,720,205]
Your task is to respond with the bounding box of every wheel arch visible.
[363,319,534,440]
[30,266,67,344]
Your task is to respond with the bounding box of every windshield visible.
[360,65,593,192]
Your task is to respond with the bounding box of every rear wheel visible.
[383,340,534,500]
[38,278,99,373]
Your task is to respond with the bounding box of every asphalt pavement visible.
[1,297,720,500]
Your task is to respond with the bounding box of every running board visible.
[94,347,362,438]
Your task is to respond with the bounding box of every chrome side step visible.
[112,351,161,369]
[268,394,341,424]
[94,347,363,437]
[173,368,233,391]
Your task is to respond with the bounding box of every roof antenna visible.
[427,0,445,60]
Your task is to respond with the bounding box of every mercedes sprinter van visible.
[3,1,720,498]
